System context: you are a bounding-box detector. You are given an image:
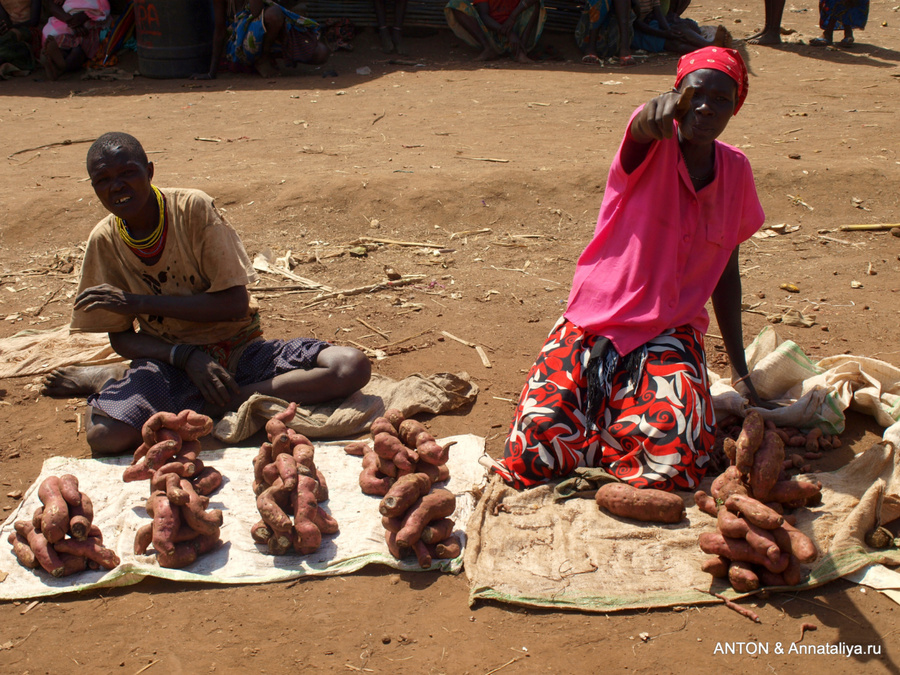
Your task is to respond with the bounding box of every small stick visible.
[20,600,39,615]
[838,223,898,231]
[455,156,510,163]
[354,236,441,249]
[194,137,222,143]
[694,588,761,623]
[376,329,431,349]
[475,345,492,368]
[449,228,492,239]
[134,660,160,675]
[356,318,389,340]
[484,657,519,675]
[441,331,475,348]
[8,137,95,159]
[76,412,83,437]
[372,111,386,125]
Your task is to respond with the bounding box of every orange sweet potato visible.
[134,523,153,554]
[396,489,457,548]
[710,466,748,503]
[717,508,781,566]
[58,474,82,507]
[756,568,787,587]
[265,402,297,440]
[782,555,805,586]
[268,533,293,556]
[421,517,455,545]
[53,537,120,570]
[274,453,299,492]
[379,473,432,518]
[292,443,316,477]
[418,462,450,485]
[16,520,65,577]
[151,471,189,506]
[250,520,272,545]
[143,410,212,446]
[68,492,94,540]
[157,532,221,568]
[385,530,409,560]
[31,506,43,532]
[728,561,760,593]
[700,555,730,579]
[698,532,789,574]
[314,469,329,503]
[775,521,818,563]
[596,483,686,524]
[412,539,432,568]
[59,553,87,577]
[344,441,370,457]
[359,451,394,496]
[123,457,154,482]
[693,490,719,518]
[144,438,181,472]
[373,432,415,472]
[291,478,323,555]
[384,408,405,430]
[179,480,223,536]
[432,535,461,560]
[8,531,37,569]
[805,428,823,454]
[724,494,784,530]
[765,479,821,506]
[38,476,70,543]
[147,490,180,557]
[735,411,764,477]
[371,416,398,438]
[193,466,223,496]
[749,430,785,501]
[722,437,737,464]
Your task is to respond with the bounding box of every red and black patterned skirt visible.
[494,317,715,491]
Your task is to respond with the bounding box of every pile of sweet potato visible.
[695,411,822,592]
[348,409,453,496]
[125,411,224,568]
[251,402,337,555]
[122,410,223,497]
[8,475,119,577]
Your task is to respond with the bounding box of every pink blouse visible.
[564,106,764,356]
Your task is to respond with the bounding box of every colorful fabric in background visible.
[445,0,546,54]
[819,0,868,30]
[574,0,633,56]
[495,319,715,491]
[226,0,319,66]
[321,18,355,51]
[89,1,134,67]
[42,0,111,60]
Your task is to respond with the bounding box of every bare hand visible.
[500,18,515,37]
[183,350,240,408]
[66,11,88,28]
[633,86,695,142]
[74,284,137,315]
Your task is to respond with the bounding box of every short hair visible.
[86,132,148,171]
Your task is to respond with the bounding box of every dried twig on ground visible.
[8,137,95,159]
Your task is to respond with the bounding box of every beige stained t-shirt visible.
[70,187,260,345]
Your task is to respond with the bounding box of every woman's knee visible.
[319,346,371,395]
[86,414,140,456]
[263,5,285,34]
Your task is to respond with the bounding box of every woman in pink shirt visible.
[494,47,765,492]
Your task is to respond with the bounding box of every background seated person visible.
[631,0,730,55]
[196,0,329,79]
[445,0,545,63]
[42,132,371,456]
[41,0,110,79]
[0,0,40,75]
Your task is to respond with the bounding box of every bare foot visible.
[714,25,733,48]
[747,29,781,45]
[42,39,65,80]
[41,363,129,397]
[514,50,534,64]
[476,46,501,61]
[744,29,765,41]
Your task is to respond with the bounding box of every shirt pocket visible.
[701,194,739,250]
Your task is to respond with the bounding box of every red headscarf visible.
[674,47,748,115]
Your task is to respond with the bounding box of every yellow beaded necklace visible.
[114,185,167,258]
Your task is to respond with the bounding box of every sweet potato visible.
[382,515,403,533]
[193,466,223,496]
[179,479,223,536]
[693,490,719,518]
[147,490,181,557]
[16,520,65,577]
[59,552,87,576]
[373,432,415,472]
[380,473,432,518]
[385,530,409,559]
[344,441,369,457]
[421,517,455,545]
[724,494,784,530]
[749,430,785,501]
[700,556,730,579]
[765,480,821,506]
[156,461,192,478]
[698,532,789,573]
[32,506,43,533]
[359,450,394,495]
[54,537,120,570]
[397,419,455,466]
[292,443,316,477]
[58,474,82,507]
[777,521,818,563]
[717,508,781,565]
[134,523,153,554]
[265,402,298,440]
[396,489,457,548]
[8,531,37,569]
[384,408,405,430]
[144,439,181,472]
[262,461,280,486]
[268,533,293,556]
[38,476,70,543]
[123,458,154,482]
[710,466,748,502]
[274,453,299,492]
[68,492,94,540]
[418,462,450,485]
[314,469,329,503]
[756,568,787,587]
[735,411,764,476]
[250,520,273,545]
[728,561,760,593]
[313,506,339,535]
[722,437,737,464]
[596,483,685,524]
[398,419,428,447]
[433,535,461,559]
[157,532,221,568]
[370,416,398,438]
[291,479,322,555]
[143,410,213,446]
[151,472,189,506]
[805,428,823,454]
[412,539,432,568]
[782,555,806,586]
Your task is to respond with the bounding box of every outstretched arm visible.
[711,246,763,406]
[74,284,250,323]
[621,86,694,174]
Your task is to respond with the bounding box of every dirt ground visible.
[1,0,900,672]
